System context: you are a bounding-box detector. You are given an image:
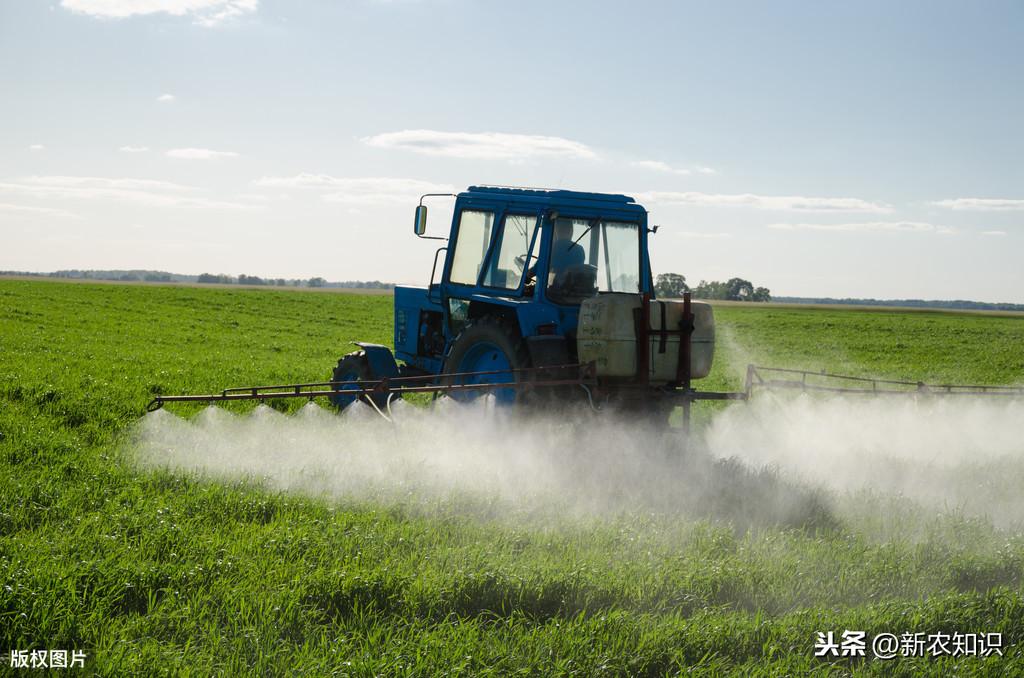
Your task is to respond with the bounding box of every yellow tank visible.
[577,294,715,382]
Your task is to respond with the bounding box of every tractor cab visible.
[431,187,650,309]
[394,186,654,382]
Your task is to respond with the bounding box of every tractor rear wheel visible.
[441,316,530,404]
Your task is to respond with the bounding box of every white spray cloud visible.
[132,391,1024,531]
[705,394,1024,528]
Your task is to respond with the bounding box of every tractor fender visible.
[352,342,400,378]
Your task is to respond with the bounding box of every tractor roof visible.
[463,185,643,213]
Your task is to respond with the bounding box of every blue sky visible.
[2,0,1022,301]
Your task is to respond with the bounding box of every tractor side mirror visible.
[414,205,428,236]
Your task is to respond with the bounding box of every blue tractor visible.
[148,185,1024,421]
[328,185,719,418]
[147,185,728,424]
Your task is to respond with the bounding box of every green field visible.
[3,279,1024,675]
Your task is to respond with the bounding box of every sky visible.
[1,0,1022,302]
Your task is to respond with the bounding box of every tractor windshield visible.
[546,218,640,304]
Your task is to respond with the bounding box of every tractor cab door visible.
[440,206,541,334]
[445,208,541,294]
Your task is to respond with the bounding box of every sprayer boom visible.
[146,363,1021,432]
[746,365,1024,397]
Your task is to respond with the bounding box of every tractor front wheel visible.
[329,351,374,410]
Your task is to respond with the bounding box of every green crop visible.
[2,279,1023,675]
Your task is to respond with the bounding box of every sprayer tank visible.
[576,294,715,382]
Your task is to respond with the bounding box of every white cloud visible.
[255,174,350,189]
[0,202,79,219]
[675,231,733,239]
[166,148,239,159]
[119,145,150,153]
[768,221,955,234]
[61,0,257,26]
[157,93,176,102]
[21,176,190,192]
[982,230,1008,236]
[0,175,255,210]
[932,198,1024,211]
[630,160,690,175]
[361,130,597,161]
[255,174,455,205]
[639,191,892,213]
[630,160,718,176]
[29,144,45,151]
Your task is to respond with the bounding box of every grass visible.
[2,278,1024,675]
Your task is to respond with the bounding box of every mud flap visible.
[353,342,400,379]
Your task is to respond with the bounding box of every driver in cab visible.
[548,219,585,284]
[524,219,586,296]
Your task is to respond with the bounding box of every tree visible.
[693,280,728,300]
[725,277,754,301]
[654,272,689,298]
[692,278,771,302]
[307,277,326,288]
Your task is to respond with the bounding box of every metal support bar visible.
[147,363,598,412]
[679,292,695,432]
[637,292,651,386]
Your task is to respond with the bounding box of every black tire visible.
[441,316,530,403]
[329,351,373,410]
[333,351,372,380]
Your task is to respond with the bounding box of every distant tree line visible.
[25,269,394,289]
[195,273,394,289]
[655,273,771,302]
[773,297,1024,312]
[50,269,177,282]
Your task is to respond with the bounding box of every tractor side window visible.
[482,214,538,290]
[449,210,494,285]
[599,221,641,293]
